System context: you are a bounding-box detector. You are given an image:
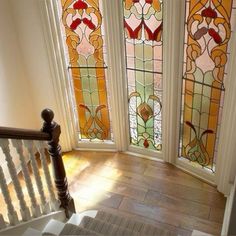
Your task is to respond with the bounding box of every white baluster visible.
[35,141,60,211]
[0,139,30,221]
[0,165,19,225]
[0,214,6,230]
[12,139,40,219]
[23,140,50,214]
[23,140,50,215]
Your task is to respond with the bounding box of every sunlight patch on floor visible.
[63,154,91,177]
[62,154,122,209]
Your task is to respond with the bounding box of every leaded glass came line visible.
[123,0,163,151]
[60,0,112,141]
[179,0,236,171]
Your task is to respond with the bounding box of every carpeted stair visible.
[23,210,179,236]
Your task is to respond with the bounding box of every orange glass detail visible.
[61,0,111,140]
[180,0,235,170]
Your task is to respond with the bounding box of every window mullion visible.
[216,32,236,194]
[103,1,130,151]
[162,0,185,163]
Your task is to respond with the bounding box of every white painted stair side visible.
[40,210,98,236]
[42,219,65,236]
[0,210,65,235]
[67,210,98,226]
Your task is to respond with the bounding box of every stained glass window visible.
[60,0,112,141]
[179,0,236,171]
[123,0,163,151]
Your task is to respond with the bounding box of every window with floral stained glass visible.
[60,0,112,141]
[123,0,163,151]
[179,0,236,171]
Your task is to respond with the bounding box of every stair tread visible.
[59,223,101,236]
[79,216,137,236]
[22,227,42,236]
[95,210,178,236]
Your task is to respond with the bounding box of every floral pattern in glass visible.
[123,0,163,151]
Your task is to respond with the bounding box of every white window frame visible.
[39,0,236,195]
[103,0,164,160]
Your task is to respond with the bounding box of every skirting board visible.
[221,176,236,236]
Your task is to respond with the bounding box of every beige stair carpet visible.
[95,210,177,236]
[59,210,179,236]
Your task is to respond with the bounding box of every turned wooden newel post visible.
[41,108,75,218]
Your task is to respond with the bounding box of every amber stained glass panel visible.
[61,0,111,141]
[179,0,236,171]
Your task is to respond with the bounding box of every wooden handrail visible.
[41,109,75,218]
[0,127,50,141]
[0,108,76,219]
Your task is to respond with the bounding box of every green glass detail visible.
[124,0,163,151]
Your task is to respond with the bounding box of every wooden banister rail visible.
[41,109,75,218]
[0,127,50,140]
[0,108,75,222]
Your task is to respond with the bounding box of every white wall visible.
[0,0,72,185]
[9,0,57,124]
[228,179,236,235]
[0,1,38,129]
[0,0,39,182]
[9,0,72,151]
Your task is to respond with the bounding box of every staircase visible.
[23,210,179,236]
